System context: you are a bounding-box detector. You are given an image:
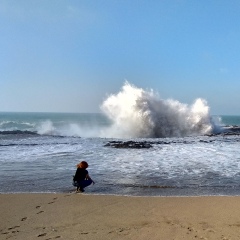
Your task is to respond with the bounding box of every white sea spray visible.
[37,120,56,135]
[100,81,213,138]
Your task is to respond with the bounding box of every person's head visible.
[77,161,88,169]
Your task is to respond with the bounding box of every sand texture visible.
[1,194,240,240]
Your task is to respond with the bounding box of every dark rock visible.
[104,140,152,149]
[0,130,38,135]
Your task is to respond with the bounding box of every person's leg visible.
[77,180,93,192]
[81,179,93,188]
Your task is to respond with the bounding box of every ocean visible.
[1,111,240,196]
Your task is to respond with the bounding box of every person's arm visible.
[86,174,95,184]
[73,169,78,181]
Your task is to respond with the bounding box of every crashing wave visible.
[100,81,213,138]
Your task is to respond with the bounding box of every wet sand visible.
[1,193,240,240]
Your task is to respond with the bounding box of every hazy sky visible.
[1,0,240,114]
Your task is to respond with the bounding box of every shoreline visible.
[1,190,240,198]
[1,193,240,239]
[2,192,240,197]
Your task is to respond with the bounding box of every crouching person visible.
[73,161,95,192]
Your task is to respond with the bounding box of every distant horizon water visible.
[0,111,240,138]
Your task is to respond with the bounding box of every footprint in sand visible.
[48,197,58,204]
[36,211,44,214]
[8,226,20,230]
[7,227,20,234]
[37,233,47,237]
[45,236,61,240]
[36,205,41,209]
[21,217,27,221]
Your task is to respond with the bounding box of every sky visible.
[1,0,240,114]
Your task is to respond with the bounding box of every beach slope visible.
[1,194,240,239]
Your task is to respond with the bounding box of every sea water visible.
[1,83,240,196]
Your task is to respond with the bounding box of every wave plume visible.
[100,82,213,138]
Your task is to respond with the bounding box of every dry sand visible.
[1,193,240,240]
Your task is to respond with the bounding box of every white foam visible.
[100,81,213,138]
[37,120,56,135]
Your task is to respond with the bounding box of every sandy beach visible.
[1,194,240,240]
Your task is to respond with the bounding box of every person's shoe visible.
[76,189,83,193]
[76,187,85,193]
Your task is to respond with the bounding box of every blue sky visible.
[1,0,240,114]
